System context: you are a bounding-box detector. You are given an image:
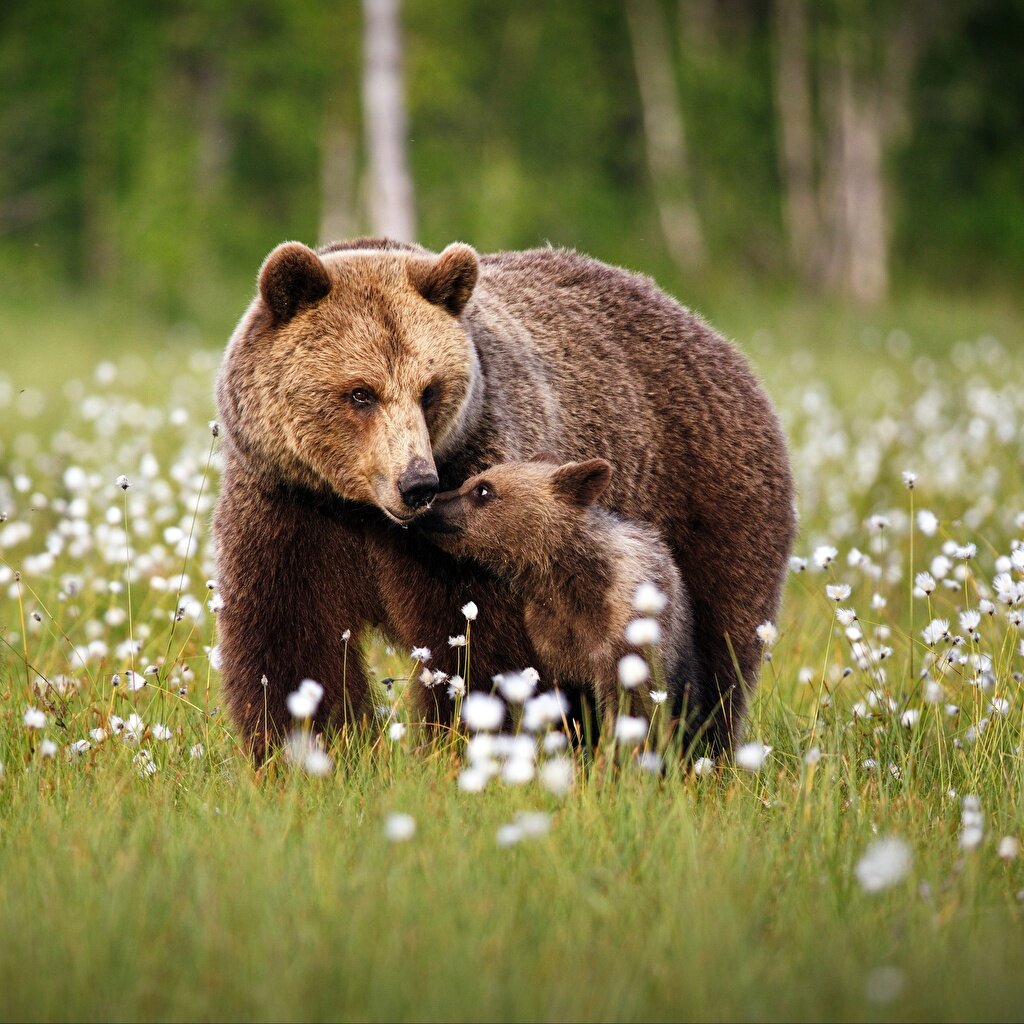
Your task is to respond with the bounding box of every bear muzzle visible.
[397,458,439,511]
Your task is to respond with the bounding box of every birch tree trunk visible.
[771,3,930,303]
[319,105,358,244]
[362,0,415,241]
[823,51,888,305]
[626,0,705,272]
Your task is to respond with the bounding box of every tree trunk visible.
[361,0,415,242]
[626,0,705,272]
[819,47,888,305]
[772,0,822,283]
[319,103,358,245]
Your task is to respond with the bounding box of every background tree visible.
[0,0,1020,321]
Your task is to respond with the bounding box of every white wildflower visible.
[461,601,478,621]
[384,813,416,843]
[735,742,771,772]
[302,748,333,777]
[23,707,46,729]
[133,750,157,777]
[921,619,949,645]
[998,836,1019,861]
[692,756,715,777]
[501,757,535,786]
[614,715,648,746]
[914,572,936,595]
[461,692,505,732]
[496,823,523,847]
[633,582,668,615]
[542,731,567,754]
[960,609,981,632]
[496,671,536,703]
[649,689,668,705]
[813,545,838,569]
[855,837,912,892]
[826,583,851,602]
[539,756,574,795]
[756,621,778,646]
[458,767,490,793]
[448,634,467,647]
[617,654,649,689]
[522,691,569,732]
[388,721,407,741]
[411,646,431,662]
[123,713,146,743]
[901,470,917,489]
[625,617,661,646]
[917,509,939,536]
[287,679,323,720]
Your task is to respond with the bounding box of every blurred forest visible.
[1,0,1022,329]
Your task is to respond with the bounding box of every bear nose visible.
[398,461,439,510]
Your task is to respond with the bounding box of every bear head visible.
[419,456,614,576]
[217,240,481,524]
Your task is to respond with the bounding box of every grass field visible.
[1,286,1023,1021]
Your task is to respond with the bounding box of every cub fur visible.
[421,457,696,728]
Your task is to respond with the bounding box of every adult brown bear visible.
[214,237,795,758]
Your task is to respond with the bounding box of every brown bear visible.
[214,237,795,759]
[419,456,696,730]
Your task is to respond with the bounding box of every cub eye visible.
[350,387,376,407]
[421,384,438,409]
[472,483,494,503]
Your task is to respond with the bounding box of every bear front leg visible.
[214,458,382,760]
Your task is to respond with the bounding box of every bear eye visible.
[350,387,376,407]
[421,384,438,409]
[471,482,494,504]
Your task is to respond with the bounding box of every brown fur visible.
[214,237,796,758]
[420,459,696,727]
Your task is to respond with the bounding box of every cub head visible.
[217,239,481,524]
[419,456,614,574]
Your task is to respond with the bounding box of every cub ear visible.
[408,242,479,316]
[551,459,613,508]
[259,242,332,323]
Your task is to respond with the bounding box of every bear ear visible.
[408,243,479,316]
[529,451,561,464]
[551,459,613,508]
[258,242,332,323]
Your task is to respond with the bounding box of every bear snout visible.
[397,458,439,511]
[415,492,466,537]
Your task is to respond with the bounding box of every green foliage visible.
[1,0,1022,325]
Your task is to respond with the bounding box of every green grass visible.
[1,285,1023,1021]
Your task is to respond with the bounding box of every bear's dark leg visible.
[214,457,382,760]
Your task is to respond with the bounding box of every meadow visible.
[1,286,1023,1022]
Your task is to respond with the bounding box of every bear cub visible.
[420,456,696,729]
